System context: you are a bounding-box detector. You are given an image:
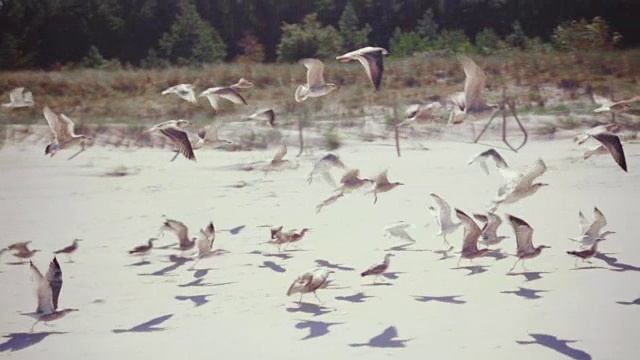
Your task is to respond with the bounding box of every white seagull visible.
[490,158,548,212]
[2,87,34,108]
[161,84,197,104]
[593,94,640,114]
[336,46,389,91]
[473,213,509,246]
[448,56,499,125]
[190,222,226,269]
[467,148,508,175]
[43,106,93,159]
[287,268,334,304]
[199,86,248,111]
[429,193,461,247]
[295,58,339,103]
[307,153,346,186]
[569,207,615,248]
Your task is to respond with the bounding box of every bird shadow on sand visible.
[384,242,430,252]
[127,259,151,267]
[451,265,489,276]
[286,302,334,317]
[178,278,234,288]
[0,331,67,352]
[224,225,246,235]
[139,256,190,276]
[501,287,549,300]
[349,326,411,348]
[594,253,640,272]
[295,320,343,340]
[517,333,592,360]
[248,250,293,260]
[506,271,550,282]
[616,297,640,305]
[112,314,173,334]
[432,247,456,260]
[413,295,466,304]
[4,261,29,265]
[175,294,212,307]
[484,249,508,261]
[315,259,355,271]
[335,292,373,303]
[382,272,405,280]
[192,269,210,278]
[259,261,286,273]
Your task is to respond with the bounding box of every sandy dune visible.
[0,133,639,359]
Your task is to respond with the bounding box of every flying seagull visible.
[199,86,248,111]
[2,87,34,108]
[295,58,338,103]
[141,120,196,161]
[590,132,627,172]
[448,56,499,125]
[307,153,346,186]
[230,78,254,90]
[365,170,403,204]
[568,207,615,248]
[490,158,548,212]
[336,46,389,91]
[337,169,374,192]
[593,94,640,114]
[162,219,197,254]
[473,213,509,246]
[246,108,276,127]
[190,222,226,269]
[429,193,461,247]
[455,209,490,266]
[467,148,508,175]
[43,106,93,160]
[53,239,82,263]
[27,257,78,332]
[507,214,550,272]
[161,84,197,104]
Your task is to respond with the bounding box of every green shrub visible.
[276,13,343,62]
[432,29,474,54]
[389,28,427,58]
[82,45,106,68]
[475,28,501,55]
[338,1,372,51]
[552,16,622,51]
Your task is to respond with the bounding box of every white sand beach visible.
[0,129,639,359]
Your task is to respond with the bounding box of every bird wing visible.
[308,269,331,292]
[300,58,326,86]
[467,150,491,175]
[449,91,466,111]
[46,257,63,310]
[592,93,613,107]
[9,87,25,103]
[23,91,33,103]
[203,94,220,110]
[460,56,486,111]
[340,169,360,184]
[43,106,73,143]
[272,144,287,163]
[215,87,248,105]
[30,261,55,314]
[374,170,390,186]
[430,193,455,228]
[486,213,503,233]
[518,158,547,188]
[163,219,190,246]
[473,213,489,224]
[250,108,276,126]
[592,133,627,172]
[351,52,384,90]
[612,96,640,108]
[508,215,535,253]
[455,209,481,252]
[585,207,607,239]
[196,229,212,254]
[578,211,589,234]
[159,128,196,161]
[287,271,314,296]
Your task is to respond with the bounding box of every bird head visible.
[328,83,340,91]
[394,182,404,186]
[538,245,551,250]
[176,119,192,128]
[45,144,57,157]
[533,183,549,190]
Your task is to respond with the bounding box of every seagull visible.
[53,239,82,263]
[230,78,254,90]
[287,268,334,304]
[490,158,548,212]
[199,86,248,111]
[429,193,461,247]
[588,132,627,172]
[141,120,196,161]
[128,238,157,260]
[365,170,403,204]
[315,192,345,213]
[467,148,508,175]
[573,123,620,145]
[336,46,389,91]
[403,102,442,124]
[12,246,40,260]
[274,228,311,251]
[567,238,607,267]
[507,214,550,272]
[383,222,415,242]
[593,94,640,114]
[161,84,197,104]
[455,209,491,266]
[473,213,509,246]
[337,169,374,192]
[6,241,33,252]
[307,153,346,186]
[568,207,615,248]
[2,87,34,108]
[190,222,226,269]
[447,56,499,125]
[43,106,93,159]
[246,108,276,127]
[361,253,394,284]
[162,219,197,254]
[295,58,339,102]
[270,226,284,240]
[264,144,297,172]
[27,257,78,332]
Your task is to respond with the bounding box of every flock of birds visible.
[1,45,637,334]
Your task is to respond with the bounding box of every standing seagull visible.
[128,238,157,261]
[27,257,78,332]
[473,213,509,246]
[455,209,490,266]
[567,238,607,267]
[569,207,615,248]
[43,106,93,160]
[365,170,403,204]
[336,46,389,91]
[141,120,196,161]
[429,193,461,247]
[507,215,550,272]
[295,58,339,103]
[53,239,82,263]
[246,108,276,127]
[199,86,248,111]
[490,158,548,212]
[448,56,499,125]
[161,84,197,104]
[2,87,34,108]
[467,148,508,175]
[287,268,334,304]
[589,133,627,172]
[361,253,394,284]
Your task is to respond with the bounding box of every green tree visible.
[276,13,343,62]
[158,0,227,64]
[338,1,372,51]
[389,28,427,58]
[82,45,107,68]
[416,9,438,41]
[506,21,528,49]
[475,28,501,55]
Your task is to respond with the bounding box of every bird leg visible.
[442,235,451,248]
[373,193,378,204]
[30,320,41,333]
[67,147,86,161]
[521,259,529,271]
[313,291,323,303]
[170,151,180,162]
[509,258,522,272]
[298,293,304,305]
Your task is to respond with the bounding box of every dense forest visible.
[0,0,638,70]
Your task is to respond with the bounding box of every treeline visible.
[0,0,637,70]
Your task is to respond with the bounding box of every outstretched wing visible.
[216,87,247,105]
[163,219,190,246]
[507,215,534,253]
[300,58,326,86]
[43,106,73,143]
[592,133,627,172]
[272,144,287,163]
[455,209,481,252]
[160,128,196,161]
[46,257,63,310]
[30,261,54,314]
[460,56,486,111]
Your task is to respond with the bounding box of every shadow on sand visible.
[501,287,548,300]
[138,255,190,276]
[384,243,430,252]
[286,302,334,317]
[335,292,373,303]
[594,253,640,272]
[248,250,293,260]
[451,265,489,276]
[517,333,592,360]
[506,271,549,282]
[112,314,173,333]
[174,294,212,307]
[315,259,355,271]
[349,326,411,348]
[0,331,66,352]
[413,295,466,304]
[295,320,343,340]
[616,297,640,305]
[259,261,286,273]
